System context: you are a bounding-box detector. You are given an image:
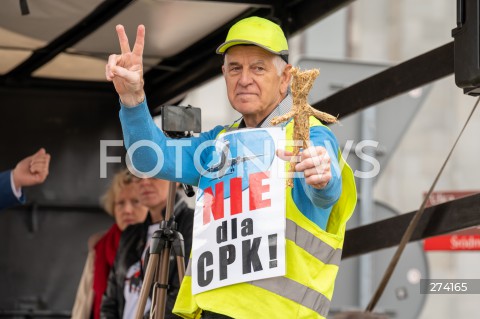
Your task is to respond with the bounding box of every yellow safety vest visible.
[173,117,357,319]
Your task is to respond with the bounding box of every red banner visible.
[423,191,480,251]
[423,232,480,251]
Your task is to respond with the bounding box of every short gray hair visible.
[272,55,287,76]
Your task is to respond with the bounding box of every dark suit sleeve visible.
[180,207,194,266]
[100,259,120,319]
[165,205,194,319]
[0,170,24,210]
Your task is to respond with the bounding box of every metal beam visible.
[342,193,480,259]
[0,77,113,95]
[288,0,354,33]
[5,0,135,78]
[193,0,273,7]
[315,42,454,119]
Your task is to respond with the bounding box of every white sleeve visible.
[10,171,23,199]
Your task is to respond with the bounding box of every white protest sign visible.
[191,127,286,294]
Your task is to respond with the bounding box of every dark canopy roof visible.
[0,0,353,113]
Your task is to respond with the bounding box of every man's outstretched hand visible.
[12,148,51,190]
[106,24,146,107]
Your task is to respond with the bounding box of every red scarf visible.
[92,223,122,319]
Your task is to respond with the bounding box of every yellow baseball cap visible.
[216,16,289,58]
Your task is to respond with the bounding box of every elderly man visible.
[106,16,356,319]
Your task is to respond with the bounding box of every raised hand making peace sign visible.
[106,25,146,107]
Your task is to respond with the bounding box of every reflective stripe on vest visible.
[251,276,331,318]
[174,118,357,319]
[184,202,341,317]
[285,219,342,266]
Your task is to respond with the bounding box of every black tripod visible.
[134,105,199,319]
[134,181,191,319]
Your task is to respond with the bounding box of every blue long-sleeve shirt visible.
[119,99,341,230]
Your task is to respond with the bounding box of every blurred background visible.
[1,0,479,318]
